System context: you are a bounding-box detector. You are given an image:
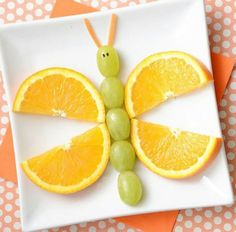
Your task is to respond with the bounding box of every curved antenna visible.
[107,14,117,46]
[84,18,102,48]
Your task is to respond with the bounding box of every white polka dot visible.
[227,152,235,160]
[214,229,221,232]
[117,223,125,230]
[36,0,43,4]
[26,2,34,10]
[221,122,226,130]
[233,36,236,43]
[205,5,212,13]
[0,198,3,205]
[227,140,235,148]
[1,116,9,124]
[222,41,230,48]
[224,211,232,219]
[3,228,11,232]
[6,181,14,188]
[177,214,183,222]
[69,225,77,232]
[213,46,220,53]
[228,163,234,172]
[184,220,192,228]
[102,0,109,2]
[110,1,118,8]
[16,8,24,16]
[193,228,201,232]
[1,105,9,113]
[224,18,231,25]
[224,223,232,231]
[228,128,236,136]
[0,128,6,136]
[4,216,12,223]
[98,221,106,229]
[5,204,12,212]
[79,222,87,228]
[14,210,20,218]
[214,23,222,31]
[214,216,222,224]
[206,16,212,25]
[89,226,96,232]
[219,110,226,118]
[194,215,202,223]
[229,105,236,113]
[220,99,227,107]
[6,13,15,21]
[204,210,212,218]
[0,209,2,217]
[45,3,53,11]
[204,222,212,230]
[213,34,221,42]
[214,11,222,19]
[0,7,5,15]
[214,206,222,213]
[185,209,193,216]
[230,93,236,101]
[127,229,135,232]
[230,82,236,90]
[7,1,15,10]
[35,9,43,17]
[108,228,115,232]
[223,30,231,37]
[13,222,21,230]
[26,14,34,21]
[229,117,236,125]
[175,226,183,232]
[215,0,223,7]
[6,192,13,200]
[0,186,5,193]
[224,6,232,13]
[17,0,24,4]
[232,47,236,55]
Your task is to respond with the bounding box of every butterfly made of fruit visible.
[14,14,222,206]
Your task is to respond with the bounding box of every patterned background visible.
[0,0,235,231]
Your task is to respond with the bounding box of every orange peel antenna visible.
[107,14,117,46]
[84,18,102,48]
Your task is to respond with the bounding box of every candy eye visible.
[106,53,109,56]
[102,53,106,58]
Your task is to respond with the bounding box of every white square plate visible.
[0,0,233,231]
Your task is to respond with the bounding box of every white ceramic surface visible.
[0,0,233,231]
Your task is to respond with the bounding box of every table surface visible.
[0,0,235,232]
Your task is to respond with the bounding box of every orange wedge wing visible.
[131,119,222,179]
[21,124,110,194]
[13,67,105,122]
[125,51,213,118]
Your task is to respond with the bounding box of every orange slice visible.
[13,67,105,122]
[21,124,110,194]
[125,51,213,117]
[131,119,222,179]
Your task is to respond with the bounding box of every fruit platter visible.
[0,0,233,231]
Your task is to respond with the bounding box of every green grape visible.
[97,46,120,78]
[118,171,142,206]
[100,78,124,109]
[110,141,136,172]
[106,108,130,140]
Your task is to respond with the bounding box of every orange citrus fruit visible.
[131,119,222,179]
[125,51,213,117]
[13,67,105,122]
[21,124,110,194]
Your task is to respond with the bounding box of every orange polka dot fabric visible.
[0,0,235,231]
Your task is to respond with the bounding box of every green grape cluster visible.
[97,45,142,206]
